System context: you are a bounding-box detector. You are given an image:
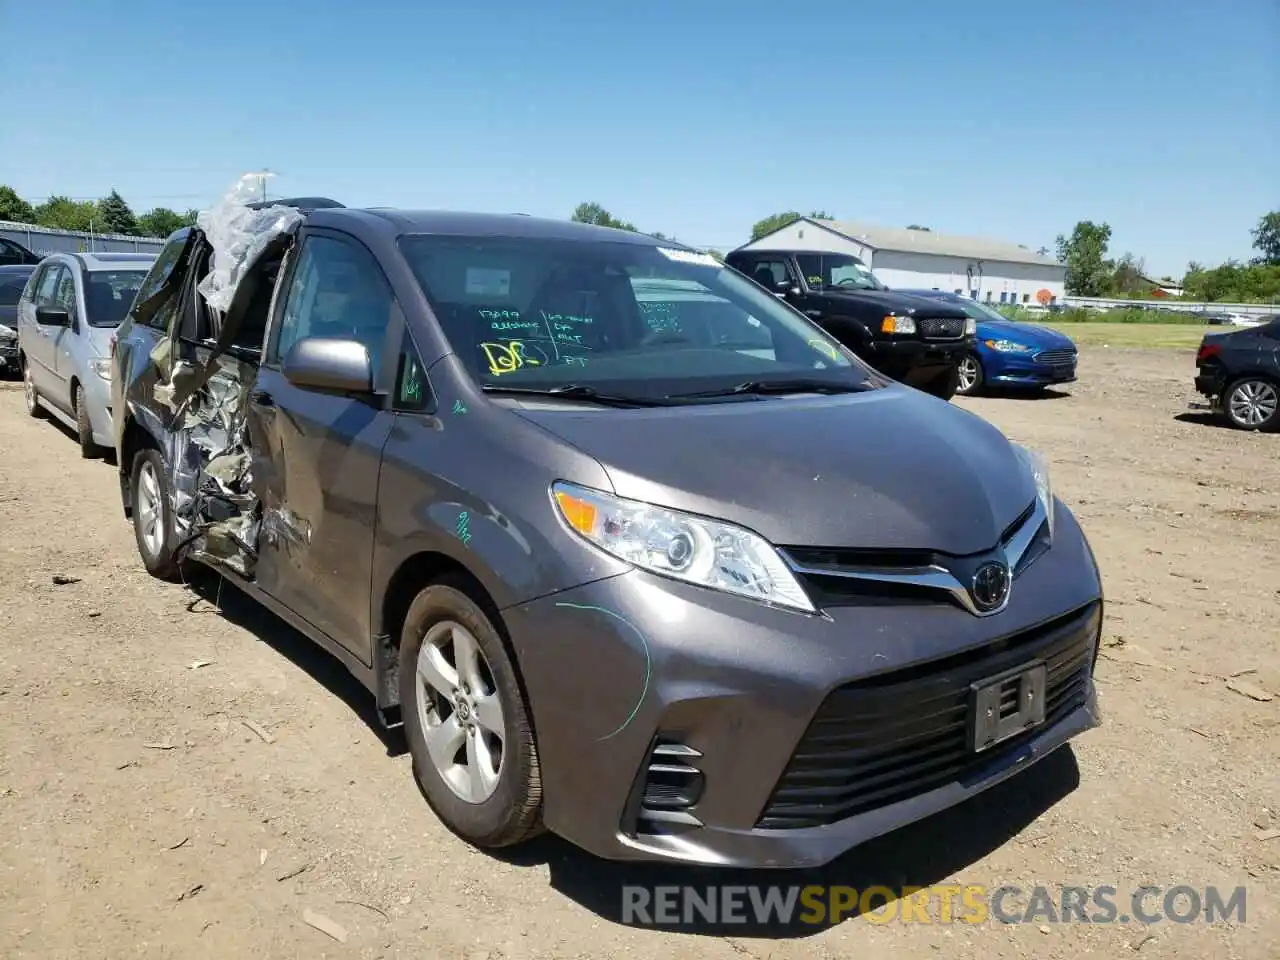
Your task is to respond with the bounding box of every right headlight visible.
[551,481,815,612]
[880,315,916,334]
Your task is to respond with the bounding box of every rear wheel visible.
[74,384,103,458]
[130,449,185,581]
[956,353,984,396]
[22,358,43,418]
[1223,377,1279,431]
[399,581,543,849]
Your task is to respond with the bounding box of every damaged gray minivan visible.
[111,178,1104,868]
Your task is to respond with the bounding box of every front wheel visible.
[400,582,543,849]
[130,449,185,581]
[922,364,960,401]
[1223,377,1279,431]
[22,358,43,419]
[74,384,103,458]
[955,353,984,396]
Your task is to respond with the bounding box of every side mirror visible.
[282,337,374,394]
[36,306,71,327]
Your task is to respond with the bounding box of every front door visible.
[246,229,399,663]
[21,264,66,399]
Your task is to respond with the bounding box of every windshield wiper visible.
[669,378,873,399]
[481,383,668,407]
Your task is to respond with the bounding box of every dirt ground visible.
[1,346,1277,960]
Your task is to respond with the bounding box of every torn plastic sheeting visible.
[196,173,304,314]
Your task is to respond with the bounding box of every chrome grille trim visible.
[782,497,1048,618]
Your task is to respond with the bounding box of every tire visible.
[956,352,984,396]
[1223,376,1280,432]
[21,357,44,419]
[399,580,543,849]
[74,384,102,458]
[130,448,185,581]
[923,364,960,401]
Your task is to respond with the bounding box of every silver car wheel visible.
[23,362,37,412]
[136,461,165,557]
[1227,379,1278,428]
[416,620,505,804]
[957,355,980,393]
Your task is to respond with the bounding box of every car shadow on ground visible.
[496,745,1081,936]
[30,408,118,464]
[184,568,408,758]
[977,387,1072,401]
[1174,411,1235,431]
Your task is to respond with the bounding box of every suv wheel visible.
[22,358,43,419]
[1223,377,1279,431]
[956,353,984,396]
[74,384,102,458]
[400,581,543,848]
[130,449,185,581]
[923,364,960,401]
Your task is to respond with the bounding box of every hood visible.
[513,387,1034,555]
[824,288,971,317]
[977,320,1075,349]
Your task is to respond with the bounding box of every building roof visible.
[772,218,1060,267]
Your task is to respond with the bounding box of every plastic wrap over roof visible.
[196,173,304,313]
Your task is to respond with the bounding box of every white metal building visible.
[736,218,1066,306]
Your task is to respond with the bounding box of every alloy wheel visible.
[1227,380,1278,428]
[415,620,506,804]
[136,461,165,558]
[23,363,36,413]
[957,355,980,393]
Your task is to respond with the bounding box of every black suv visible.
[725,249,975,399]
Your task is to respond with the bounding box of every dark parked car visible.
[0,264,37,376]
[1194,316,1280,431]
[899,290,1078,396]
[0,236,43,267]
[112,193,1103,868]
[724,249,975,399]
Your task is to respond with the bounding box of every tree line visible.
[1056,213,1280,303]
[0,185,197,239]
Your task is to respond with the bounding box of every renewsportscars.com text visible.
[621,884,1247,927]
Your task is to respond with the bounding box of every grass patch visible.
[1027,322,1206,349]
[1007,306,1208,325]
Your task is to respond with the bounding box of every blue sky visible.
[4,0,1276,277]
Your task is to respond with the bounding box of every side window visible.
[132,234,188,310]
[393,334,434,412]
[0,240,25,266]
[53,266,77,314]
[269,235,394,382]
[745,258,794,290]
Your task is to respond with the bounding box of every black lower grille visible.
[631,741,704,834]
[756,602,1100,830]
[1035,348,1076,366]
[917,316,965,339]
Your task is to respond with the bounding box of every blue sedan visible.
[899,290,1078,396]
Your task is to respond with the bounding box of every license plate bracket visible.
[968,661,1047,752]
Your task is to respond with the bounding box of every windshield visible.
[794,253,885,291]
[85,270,147,327]
[399,236,881,399]
[948,298,1011,323]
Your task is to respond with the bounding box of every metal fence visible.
[1,220,166,257]
[1062,295,1277,318]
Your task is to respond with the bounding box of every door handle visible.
[250,389,273,406]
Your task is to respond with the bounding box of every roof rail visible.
[245,197,345,211]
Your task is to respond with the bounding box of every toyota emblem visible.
[971,561,1011,612]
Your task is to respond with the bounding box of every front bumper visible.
[868,337,970,380]
[504,503,1103,868]
[984,350,1077,386]
[0,340,17,370]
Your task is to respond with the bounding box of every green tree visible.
[1107,252,1147,296]
[96,190,139,235]
[0,186,35,223]
[905,224,931,231]
[570,202,636,232]
[138,207,190,238]
[749,210,834,242]
[33,196,96,232]
[1055,221,1113,296]
[1251,211,1280,266]
[706,249,725,262]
